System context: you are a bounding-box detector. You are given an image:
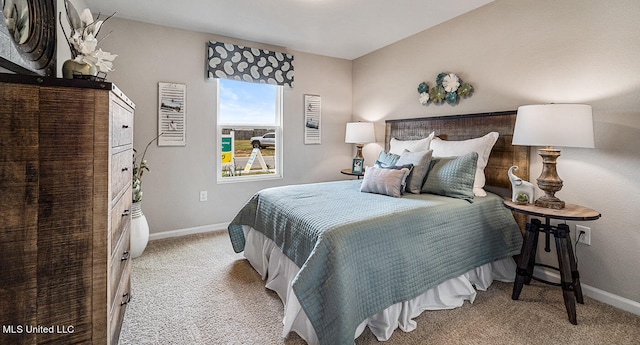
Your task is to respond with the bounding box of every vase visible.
[62,59,98,79]
[130,201,149,258]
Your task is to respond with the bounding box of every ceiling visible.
[84,0,493,60]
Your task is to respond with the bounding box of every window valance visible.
[207,41,294,87]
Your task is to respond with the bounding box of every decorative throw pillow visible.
[421,152,478,202]
[395,149,433,194]
[360,166,411,198]
[388,131,435,155]
[429,132,499,197]
[374,151,401,168]
[381,163,414,192]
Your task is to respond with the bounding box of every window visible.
[217,78,283,182]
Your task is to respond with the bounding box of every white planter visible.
[130,202,149,258]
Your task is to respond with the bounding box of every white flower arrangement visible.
[60,0,117,73]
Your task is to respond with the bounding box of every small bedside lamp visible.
[345,122,375,159]
[512,104,594,209]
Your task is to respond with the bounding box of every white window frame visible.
[216,79,283,183]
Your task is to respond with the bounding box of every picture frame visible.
[158,82,186,146]
[352,158,364,174]
[303,94,321,144]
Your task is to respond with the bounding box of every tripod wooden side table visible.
[504,200,601,325]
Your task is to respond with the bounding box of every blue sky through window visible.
[219,79,277,125]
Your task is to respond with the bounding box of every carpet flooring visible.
[118,231,640,345]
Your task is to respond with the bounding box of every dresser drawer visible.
[111,98,133,148]
[108,261,131,345]
[109,224,130,309]
[111,149,132,202]
[110,188,131,255]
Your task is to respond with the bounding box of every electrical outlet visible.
[576,225,591,245]
[199,190,208,202]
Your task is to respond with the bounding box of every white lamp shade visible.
[513,104,594,148]
[345,122,375,144]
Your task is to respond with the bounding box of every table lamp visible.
[345,122,375,169]
[512,104,594,209]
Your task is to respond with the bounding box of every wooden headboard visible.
[385,111,530,232]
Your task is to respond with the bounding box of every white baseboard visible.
[148,222,229,241]
[534,267,640,316]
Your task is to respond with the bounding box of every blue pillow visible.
[421,152,478,202]
[374,151,401,168]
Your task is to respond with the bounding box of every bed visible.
[227,111,529,345]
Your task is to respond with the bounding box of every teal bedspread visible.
[228,180,522,345]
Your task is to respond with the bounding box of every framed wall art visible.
[158,82,186,146]
[304,94,321,144]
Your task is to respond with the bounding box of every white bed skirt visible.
[241,225,516,345]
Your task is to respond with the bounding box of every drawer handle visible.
[122,167,129,172]
[122,209,130,217]
[122,125,129,129]
[121,292,131,306]
[121,251,130,261]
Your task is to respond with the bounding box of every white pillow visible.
[429,132,499,197]
[388,131,434,155]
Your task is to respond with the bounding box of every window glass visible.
[217,79,282,182]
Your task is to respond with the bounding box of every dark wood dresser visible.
[0,73,135,345]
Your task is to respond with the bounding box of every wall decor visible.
[0,0,56,76]
[304,94,321,144]
[417,72,473,106]
[158,82,186,146]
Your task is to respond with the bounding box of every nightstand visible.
[341,168,364,179]
[504,200,601,325]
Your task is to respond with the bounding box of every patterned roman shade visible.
[207,41,294,87]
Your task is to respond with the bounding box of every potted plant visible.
[515,192,530,205]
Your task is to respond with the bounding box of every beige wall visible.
[353,0,640,304]
[97,17,353,235]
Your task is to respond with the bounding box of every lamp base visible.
[535,147,565,209]
[354,144,364,159]
[535,195,566,209]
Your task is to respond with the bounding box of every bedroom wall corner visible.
[352,0,640,308]
[92,17,353,239]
